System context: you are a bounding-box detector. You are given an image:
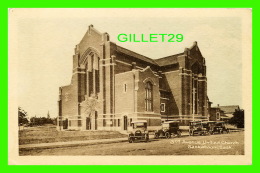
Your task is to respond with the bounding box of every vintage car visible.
[128,120,149,143]
[201,121,216,135]
[189,120,211,136]
[213,121,229,134]
[154,120,181,139]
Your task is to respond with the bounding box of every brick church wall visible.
[58,26,210,130]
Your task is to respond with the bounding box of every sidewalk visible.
[19,137,127,150]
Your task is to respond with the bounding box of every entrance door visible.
[123,116,128,130]
[86,117,91,130]
[63,119,68,129]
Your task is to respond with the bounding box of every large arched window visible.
[145,81,153,111]
[86,52,100,96]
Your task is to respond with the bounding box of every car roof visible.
[131,120,147,124]
[163,121,180,124]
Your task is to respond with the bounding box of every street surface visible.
[20,131,244,155]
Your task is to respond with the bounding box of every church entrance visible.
[85,112,98,130]
[86,117,91,130]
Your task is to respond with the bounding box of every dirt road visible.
[20,131,244,156]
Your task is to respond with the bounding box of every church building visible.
[57,25,210,131]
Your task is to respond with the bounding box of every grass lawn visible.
[19,125,127,145]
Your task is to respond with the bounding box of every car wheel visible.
[145,134,149,142]
[129,137,133,143]
[160,132,164,138]
[190,130,194,136]
[154,133,159,139]
[165,132,171,139]
[189,130,193,136]
[177,131,181,137]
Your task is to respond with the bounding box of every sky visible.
[10,8,249,118]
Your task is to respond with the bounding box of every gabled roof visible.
[80,26,201,68]
[140,66,153,73]
[79,25,103,45]
[218,105,240,113]
[116,45,158,65]
[117,44,185,67]
[154,53,183,66]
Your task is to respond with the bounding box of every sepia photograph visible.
[8,8,252,165]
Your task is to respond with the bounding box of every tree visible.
[18,107,28,125]
[46,111,53,124]
[52,117,57,125]
[229,109,244,128]
[29,115,55,126]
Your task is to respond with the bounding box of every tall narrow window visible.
[86,53,100,96]
[216,112,220,120]
[160,103,166,112]
[88,54,94,96]
[124,83,127,93]
[95,60,100,93]
[145,81,153,111]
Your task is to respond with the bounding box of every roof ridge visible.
[116,45,159,65]
[155,52,184,61]
[117,45,151,59]
[219,105,240,107]
[188,41,198,50]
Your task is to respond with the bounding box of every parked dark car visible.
[154,120,181,139]
[128,120,149,143]
[201,121,216,134]
[213,121,229,134]
[189,120,211,136]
